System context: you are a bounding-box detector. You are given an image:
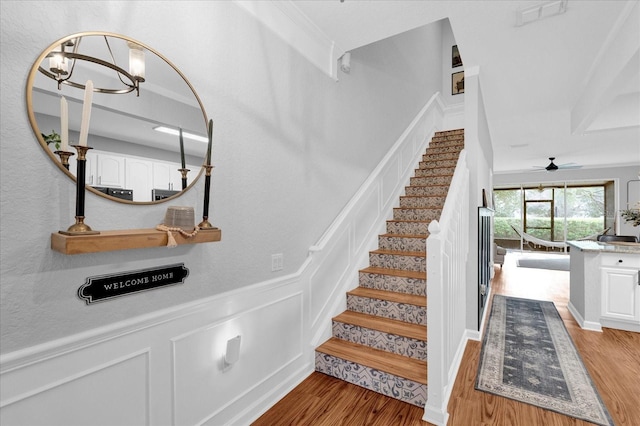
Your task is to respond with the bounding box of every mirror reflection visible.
[27,32,208,203]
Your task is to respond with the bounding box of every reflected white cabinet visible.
[152,161,181,191]
[95,152,125,187]
[125,158,154,202]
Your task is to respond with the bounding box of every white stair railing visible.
[423,149,469,425]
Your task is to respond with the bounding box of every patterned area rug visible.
[476,295,614,426]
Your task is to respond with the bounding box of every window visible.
[494,182,611,251]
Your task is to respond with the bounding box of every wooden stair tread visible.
[360,266,426,280]
[371,249,425,257]
[348,287,426,307]
[317,338,427,384]
[334,311,426,341]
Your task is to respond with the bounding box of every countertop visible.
[568,240,640,254]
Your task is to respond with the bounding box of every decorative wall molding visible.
[0,92,464,425]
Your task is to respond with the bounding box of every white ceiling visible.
[292,0,640,173]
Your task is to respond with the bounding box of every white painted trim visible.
[309,92,445,253]
[233,0,344,80]
[567,301,603,332]
[473,285,493,341]
[600,318,640,333]
[0,269,305,373]
[581,0,639,89]
[0,348,151,409]
[424,149,470,424]
[227,365,312,425]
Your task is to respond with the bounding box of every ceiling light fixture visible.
[153,126,208,143]
[516,0,568,27]
[39,35,146,96]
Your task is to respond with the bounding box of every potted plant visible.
[42,130,61,151]
[621,202,640,227]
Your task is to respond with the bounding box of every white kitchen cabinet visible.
[569,242,640,332]
[153,161,197,191]
[600,266,639,324]
[599,252,640,332]
[95,152,125,187]
[152,161,178,191]
[125,158,154,202]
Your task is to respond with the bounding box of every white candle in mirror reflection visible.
[78,80,94,147]
[60,96,68,151]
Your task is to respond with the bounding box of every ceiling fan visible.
[533,157,582,172]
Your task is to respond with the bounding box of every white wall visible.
[441,19,465,109]
[1,1,446,424]
[0,1,441,354]
[463,69,494,332]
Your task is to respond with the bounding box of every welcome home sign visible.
[78,263,189,305]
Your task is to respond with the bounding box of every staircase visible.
[315,129,464,407]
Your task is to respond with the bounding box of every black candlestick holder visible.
[178,168,190,190]
[54,150,75,170]
[198,165,217,230]
[59,145,100,235]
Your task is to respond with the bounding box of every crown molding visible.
[234,0,344,80]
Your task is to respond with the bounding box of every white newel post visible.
[424,219,448,424]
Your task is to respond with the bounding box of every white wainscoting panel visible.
[309,227,352,328]
[1,93,458,426]
[381,159,401,210]
[353,186,382,256]
[1,350,149,426]
[172,293,303,426]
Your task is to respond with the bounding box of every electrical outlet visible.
[271,254,283,272]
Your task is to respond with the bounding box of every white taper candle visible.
[78,80,94,146]
[60,96,68,151]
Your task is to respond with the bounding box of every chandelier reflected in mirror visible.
[39,35,146,96]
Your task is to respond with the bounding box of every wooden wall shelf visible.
[51,228,221,255]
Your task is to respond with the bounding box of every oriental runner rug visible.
[475,295,614,426]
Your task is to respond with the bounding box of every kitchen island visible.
[568,240,640,332]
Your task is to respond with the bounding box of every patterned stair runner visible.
[315,129,464,407]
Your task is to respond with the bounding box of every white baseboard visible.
[567,301,602,332]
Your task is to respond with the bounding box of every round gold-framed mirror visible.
[26,31,208,204]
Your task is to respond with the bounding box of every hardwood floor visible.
[252,252,640,425]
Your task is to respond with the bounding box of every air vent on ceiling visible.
[516,0,568,27]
